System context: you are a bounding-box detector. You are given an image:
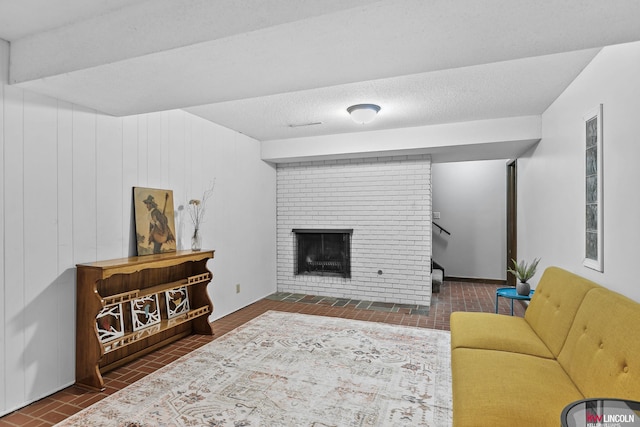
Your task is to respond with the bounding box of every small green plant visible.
[507,258,540,283]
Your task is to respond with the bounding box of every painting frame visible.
[583,104,603,272]
[133,187,177,255]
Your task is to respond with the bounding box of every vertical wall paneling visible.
[146,113,162,187]
[71,106,97,264]
[0,40,7,413]
[209,127,236,279]
[184,112,193,194]
[199,122,221,252]
[0,84,277,414]
[56,101,75,386]
[137,114,148,186]
[121,116,138,257]
[168,111,186,248]
[96,113,124,261]
[159,111,170,189]
[191,117,204,196]
[23,91,59,399]
[3,85,26,411]
[210,125,235,252]
[182,117,198,249]
[180,114,192,249]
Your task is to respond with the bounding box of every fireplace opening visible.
[293,229,352,278]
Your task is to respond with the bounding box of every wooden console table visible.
[76,250,214,390]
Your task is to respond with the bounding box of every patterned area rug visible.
[58,311,452,426]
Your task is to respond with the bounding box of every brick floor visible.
[0,280,525,426]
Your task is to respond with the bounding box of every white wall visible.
[518,40,640,302]
[0,39,276,416]
[432,160,507,281]
[277,155,432,306]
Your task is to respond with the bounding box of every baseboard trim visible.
[444,276,507,285]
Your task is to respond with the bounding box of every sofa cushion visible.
[451,348,583,427]
[524,267,601,357]
[557,288,640,400]
[450,312,554,358]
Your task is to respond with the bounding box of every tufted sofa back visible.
[557,288,640,399]
[525,267,601,357]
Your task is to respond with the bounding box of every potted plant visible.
[507,258,540,296]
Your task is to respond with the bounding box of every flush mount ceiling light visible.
[347,104,381,124]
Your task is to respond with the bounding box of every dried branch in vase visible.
[188,180,215,249]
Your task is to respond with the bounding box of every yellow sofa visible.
[450,267,640,426]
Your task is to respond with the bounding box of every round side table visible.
[495,287,535,315]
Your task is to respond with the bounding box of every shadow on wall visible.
[128,195,138,257]
[18,267,76,405]
[433,229,450,250]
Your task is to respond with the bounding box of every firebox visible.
[293,229,352,278]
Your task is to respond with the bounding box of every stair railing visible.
[432,221,451,235]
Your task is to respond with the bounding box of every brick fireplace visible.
[276,155,432,306]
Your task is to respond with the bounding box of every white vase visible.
[516,282,530,296]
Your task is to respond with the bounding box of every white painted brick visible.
[276,155,432,306]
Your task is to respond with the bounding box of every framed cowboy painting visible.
[133,187,177,255]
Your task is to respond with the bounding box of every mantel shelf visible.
[77,250,214,280]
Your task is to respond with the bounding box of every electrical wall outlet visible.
[235,283,241,293]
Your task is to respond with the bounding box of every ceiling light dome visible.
[347,104,381,124]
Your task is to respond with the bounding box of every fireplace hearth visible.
[293,229,352,278]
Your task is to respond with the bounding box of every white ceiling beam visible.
[9,0,378,84]
[260,115,541,163]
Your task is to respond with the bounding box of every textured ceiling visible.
[1,0,640,142]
